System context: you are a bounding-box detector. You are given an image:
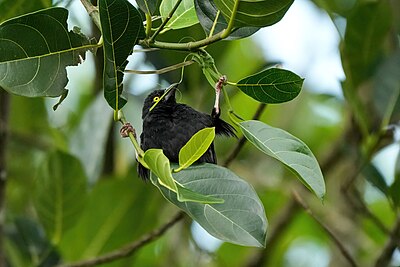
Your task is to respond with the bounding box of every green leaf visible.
[362,163,388,196]
[152,163,268,247]
[143,149,177,191]
[159,0,199,30]
[194,0,259,40]
[177,127,215,171]
[0,7,93,98]
[236,68,303,104]
[341,1,392,89]
[176,183,224,204]
[214,0,294,27]
[99,0,145,110]
[136,0,162,15]
[34,150,88,244]
[239,120,325,199]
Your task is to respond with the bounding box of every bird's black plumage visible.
[138,87,236,180]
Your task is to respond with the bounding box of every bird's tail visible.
[212,109,237,137]
[137,162,150,180]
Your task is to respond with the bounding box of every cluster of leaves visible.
[0,0,326,251]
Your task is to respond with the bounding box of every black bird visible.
[138,86,236,180]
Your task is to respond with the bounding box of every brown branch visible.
[292,191,359,267]
[223,103,266,167]
[0,88,10,266]
[58,211,185,267]
[374,216,400,267]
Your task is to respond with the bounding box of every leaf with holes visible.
[214,0,294,27]
[0,7,94,99]
[176,127,215,172]
[99,0,145,110]
[240,120,325,199]
[159,0,199,30]
[151,163,267,247]
[34,150,87,245]
[236,68,303,104]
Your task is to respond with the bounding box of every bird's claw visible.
[120,122,136,138]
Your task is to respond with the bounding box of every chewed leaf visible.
[177,127,215,171]
[0,7,94,98]
[99,0,145,109]
[237,68,303,104]
[240,120,325,199]
[151,164,268,247]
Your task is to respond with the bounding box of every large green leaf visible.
[214,0,294,27]
[0,7,93,98]
[341,1,392,89]
[99,0,145,110]
[194,0,259,40]
[177,127,215,171]
[151,163,268,247]
[34,150,88,244]
[159,0,199,30]
[239,120,325,199]
[236,68,303,104]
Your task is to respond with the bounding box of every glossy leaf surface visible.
[237,68,303,104]
[240,120,325,199]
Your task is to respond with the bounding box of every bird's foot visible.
[120,122,136,138]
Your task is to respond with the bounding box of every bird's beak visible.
[164,84,177,102]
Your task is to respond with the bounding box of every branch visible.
[149,0,183,42]
[58,211,185,267]
[80,0,100,30]
[125,60,194,75]
[374,216,400,267]
[292,191,359,267]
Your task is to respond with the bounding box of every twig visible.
[374,216,400,267]
[292,191,359,267]
[0,88,10,266]
[223,103,267,166]
[125,60,194,75]
[58,211,185,267]
[80,0,101,30]
[149,0,183,42]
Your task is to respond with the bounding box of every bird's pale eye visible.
[153,96,160,102]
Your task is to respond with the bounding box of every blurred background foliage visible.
[0,0,399,266]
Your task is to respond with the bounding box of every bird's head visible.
[142,85,177,119]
